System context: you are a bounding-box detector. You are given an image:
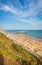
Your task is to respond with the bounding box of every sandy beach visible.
[4,32,42,58]
[0,30,42,57]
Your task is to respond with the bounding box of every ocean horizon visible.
[5,30,42,39]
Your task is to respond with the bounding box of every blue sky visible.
[0,0,42,30]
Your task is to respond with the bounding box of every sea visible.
[5,30,42,39]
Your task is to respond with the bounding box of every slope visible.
[0,32,42,65]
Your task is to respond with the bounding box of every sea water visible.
[5,30,42,39]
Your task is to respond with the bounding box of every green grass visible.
[0,32,42,65]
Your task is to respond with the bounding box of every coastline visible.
[5,32,42,57]
[5,30,42,39]
[0,31,42,65]
[0,30,42,57]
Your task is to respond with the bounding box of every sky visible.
[0,0,42,30]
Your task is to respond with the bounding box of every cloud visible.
[18,18,42,25]
[0,0,42,29]
[0,3,22,15]
[0,0,42,17]
[21,0,42,17]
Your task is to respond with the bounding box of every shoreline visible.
[5,29,42,40]
[5,31,42,41]
[5,32,42,57]
[0,30,42,57]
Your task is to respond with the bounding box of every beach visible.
[4,32,42,58]
[0,30,42,57]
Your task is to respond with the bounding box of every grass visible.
[0,32,42,65]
